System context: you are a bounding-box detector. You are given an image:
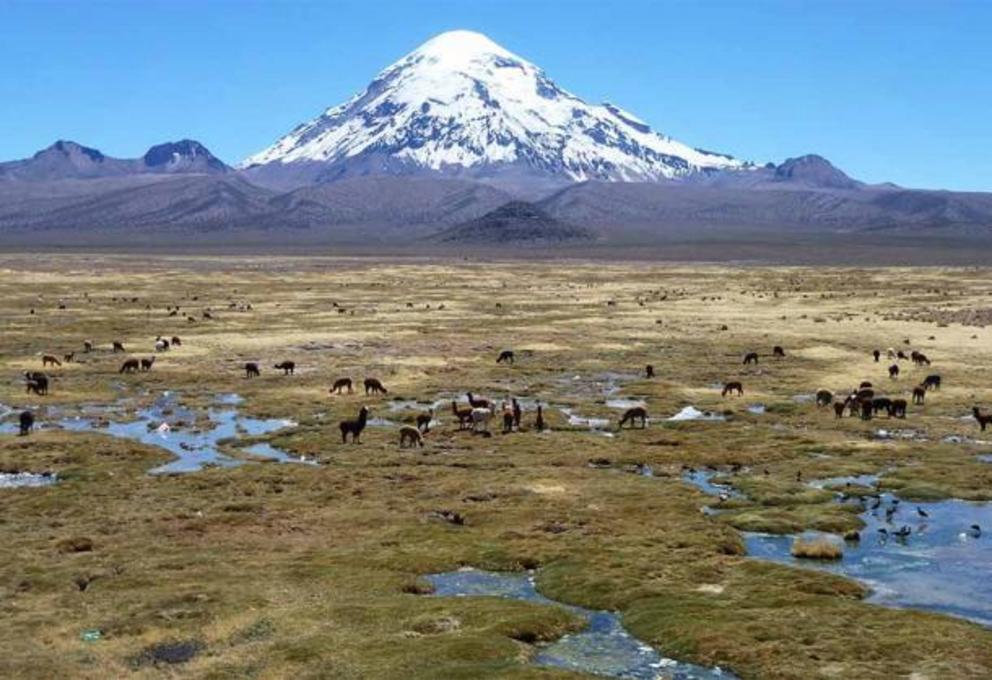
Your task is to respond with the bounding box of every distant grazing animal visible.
[63,352,75,363]
[873,349,881,362]
[171,336,182,346]
[856,388,875,402]
[364,378,387,395]
[470,407,492,433]
[340,406,369,443]
[772,345,786,358]
[140,357,155,371]
[399,425,424,448]
[872,397,892,416]
[42,354,61,368]
[466,392,490,409]
[512,398,521,429]
[974,407,992,432]
[502,401,514,433]
[888,364,900,379]
[154,338,169,352]
[645,364,655,378]
[119,358,140,374]
[923,374,941,391]
[912,386,926,405]
[24,372,49,396]
[743,352,759,365]
[815,389,833,407]
[274,361,296,375]
[535,404,545,431]
[722,381,744,397]
[113,341,125,353]
[496,350,515,364]
[859,381,873,389]
[83,340,93,353]
[889,399,908,419]
[416,409,434,433]
[897,350,908,360]
[860,399,874,421]
[887,348,896,359]
[911,351,931,366]
[451,401,473,430]
[618,406,648,429]
[19,410,34,436]
[330,378,353,394]
[244,362,260,378]
[833,401,846,418]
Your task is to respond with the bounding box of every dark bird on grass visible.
[917,507,929,518]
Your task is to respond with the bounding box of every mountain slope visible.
[242,30,747,187]
[433,200,594,243]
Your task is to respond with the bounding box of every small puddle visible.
[0,472,57,489]
[746,404,766,415]
[426,568,735,679]
[979,454,992,464]
[559,408,614,437]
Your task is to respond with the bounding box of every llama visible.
[722,381,744,397]
[25,372,48,396]
[274,361,296,375]
[119,359,140,373]
[113,341,125,353]
[340,406,369,443]
[618,406,648,429]
[451,401,473,430]
[973,407,992,432]
[83,340,93,353]
[171,336,182,346]
[815,389,833,407]
[512,398,521,430]
[416,409,434,433]
[889,399,908,419]
[466,392,490,408]
[743,352,759,365]
[501,401,514,434]
[888,364,900,379]
[140,356,156,371]
[645,364,655,378]
[535,404,545,431]
[912,386,926,405]
[833,401,846,418]
[154,338,170,352]
[872,397,892,416]
[470,407,492,434]
[330,378,353,394]
[42,354,61,368]
[873,349,881,362]
[911,351,931,367]
[860,399,873,421]
[923,374,941,391]
[856,388,874,401]
[19,410,34,436]
[244,362,260,378]
[772,345,786,358]
[399,425,424,448]
[63,352,75,363]
[364,378,387,395]
[496,350,515,364]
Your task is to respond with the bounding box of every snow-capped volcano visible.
[242,30,747,184]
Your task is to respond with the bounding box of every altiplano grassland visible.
[1,255,992,679]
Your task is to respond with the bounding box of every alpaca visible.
[19,410,34,436]
[887,348,896,359]
[113,341,125,353]
[340,406,370,443]
[140,356,155,371]
[743,352,759,365]
[244,362,260,378]
[889,399,908,419]
[815,389,833,407]
[847,394,860,418]
[496,350,515,364]
[860,399,874,421]
[171,336,182,346]
[897,350,908,360]
[772,345,786,358]
[24,372,48,396]
[451,401,473,430]
[873,349,881,362]
[501,401,514,434]
[912,386,926,405]
[274,361,296,375]
[330,378,353,394]
[833,401,846,418]
[535,404,545,431]
[856,388,875,402]
[470,407,492,433]
[859,381,873,389]
[63,352,75,363]
[512,398,521,429]
[911,351,931,367]
[364,378,388,395]
[923,374,941,391]
[618,406,648,429]
[399,425,424,448]
[416,409,434,433]
[119,358,140,373]
[42,354,61,368]
[645,364,655,378]
[888,364,900,379]
[466,392,490,408]
[722,381,744,397]
[973,407,992,432]
[154,338,169,352]
[872,397,892,416]
[83,340,93,353]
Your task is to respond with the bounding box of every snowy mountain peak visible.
[242,30,747,184]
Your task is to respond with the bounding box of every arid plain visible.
[2,255,991,679]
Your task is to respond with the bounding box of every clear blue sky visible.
[2,0,989,190]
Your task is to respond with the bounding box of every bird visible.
[970,524,982,538]
[893,525,912,538]
[870,496,882,510]
[917,507,929,518]
[885,506,898,522]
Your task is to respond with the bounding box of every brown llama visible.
[873,349,881,362]
[815,389,833,407]
[860,399,873,421]
[19,410,34,436]
[889,399,908,419]
[973,407,992,432]
[274,361,296,375]
[83,340,93,353]
[888,364,900,379]
[618,406,648,429]
[451,401,473,430]
[340,406,369,443]
[399,425,424,448]
[330,378,353,394]
[912,386,926,405]
[872,397,892,416]
[512,398,521,429]
[535,404,545,431]
[466,392,490,408]
[722,381,744,397]
[743,352,759,365]
[416,409,434,433]
[496,350,515,364]
[119,358,140,373]
[645,364,655,378]
[859,381,873,389]
[171,336,182,346]
[63,352,75,363]
[833,401,846,418]
[140,356,155,371]
[923,374,941,391]
[24,372,48,396]
[42,354,61,368]
[772,345,786,358]
[113,341,125,353]
[244,362,260,378]
[364,378,388,395]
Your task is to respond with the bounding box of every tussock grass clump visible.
[791,536,843,560]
